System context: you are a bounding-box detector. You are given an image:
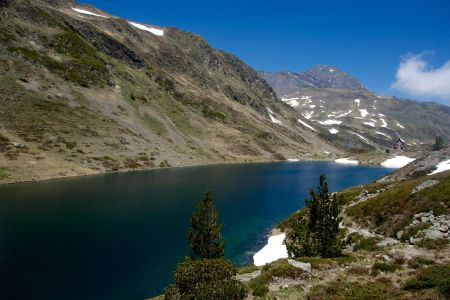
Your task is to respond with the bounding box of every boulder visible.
[288,259,311,273]
[411,180,439,194]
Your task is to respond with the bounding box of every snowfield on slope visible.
[381,156,415,168]
[253,234,288,266]
[72,8,108,18]
[429,159,450,175]
[128,21,164,36]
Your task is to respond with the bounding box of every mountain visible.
[0,0,340,183]
[260,66,450,159]
[259,65,365,95]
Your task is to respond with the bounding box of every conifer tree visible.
[188,191,225,259]
[433,136,445,151]
[286,175,342,258]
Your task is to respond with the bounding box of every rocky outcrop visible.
[411,180,440,194]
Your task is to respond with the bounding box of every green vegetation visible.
[346,232,382,252]
[0,168,9,180]
[247,259,306,297]
[433,135,445,151]
[202,105,226,121]
[165,191,244,299]
[407,257,435,269]
[159,160,171,168]
[308,280,400,300]
[237,265,259,275]
[416,238,449,250]
[400,223,431,241]
[188,191,225,259]
[405,264,450,298]
[165,258,245,300]
[346,173,450,237]
[286,175,343,258]
[371,262,399,275]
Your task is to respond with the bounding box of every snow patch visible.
[429,159,450,175]
[381,156,415,168]
[375,131,391,139]
[335,158,359,165]
[329,128,339,134]
[318,119,342,125]
[354,99,360,106]
[128,21,164,36]
[287,159,300,162]
[302,111,314,120]
[253,234,288,266]
[364,122,375,127]
[396,122,405,129]
[359,109,369,118]
[72,8,108,18]
[298,119,317,131]
[350,132,369,142]
[281,97,300,107]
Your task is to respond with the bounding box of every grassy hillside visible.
[0,0,339,183]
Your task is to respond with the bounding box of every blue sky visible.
[83,0,450,103]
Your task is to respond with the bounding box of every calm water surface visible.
[0,161,392,299]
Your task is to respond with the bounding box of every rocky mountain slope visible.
[260,67,450,157]
[0,0,339,183]
[259,65,365,94]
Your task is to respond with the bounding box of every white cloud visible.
[391,53,450,103]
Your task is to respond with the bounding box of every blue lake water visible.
[0,161,393,299]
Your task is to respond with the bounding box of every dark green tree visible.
[165,191,244,300]
[286,175,342,258]
[188,191,225,259]
[433,136,445,151]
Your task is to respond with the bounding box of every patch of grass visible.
[0,168,9,180]
[294,255,356,270]
[371,262,399,275]
[308,280,400,300]
[262,259,305,279]
[63,141,77,150]
[237,265,259,275]
[346,266,370,276]
[416,238,449,250]
[124,159,140,169]
[346,232,382,252]
[346,173,450,236]
[247,275,269,297]
[404,263,450,298]
[159,160,171,168]
[339,187,362,205]
[202,105,226,121]
[407,257,435,269]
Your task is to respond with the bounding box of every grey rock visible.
[288,259,312,273]
[411,180,440,194]
[423,229,446,240]
[235,270,261,282]
[421,217,429,223]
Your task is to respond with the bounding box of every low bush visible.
[248,275,269,297]
[404,263,450,298]
[371,262,399,275]
[416,238,448,250]
[407,257,435,269]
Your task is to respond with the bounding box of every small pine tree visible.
[286,175,342,258]
[188,191,225,259]
[433,136,445,151]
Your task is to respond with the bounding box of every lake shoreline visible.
[0,155,399,186]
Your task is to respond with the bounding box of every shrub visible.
[405,264,450,298]
[353,237,382,252]
[167,257,245,300]
[248,275,269,297]
[416,238,448,250]
[400,223,430,241]
[371,262,398,275]
[407,257,435,269]
[262,259,305,279]
[308,281,399,300]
